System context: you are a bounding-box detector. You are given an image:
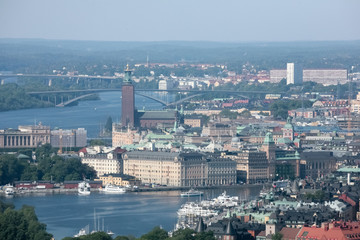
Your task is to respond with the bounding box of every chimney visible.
[329,223,335,229]
[321,222,329,231]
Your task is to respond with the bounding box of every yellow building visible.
[123,151,182,186]
[96,174,140,187]
[123,151,236,187]
[184,117,202,128]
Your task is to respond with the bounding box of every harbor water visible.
[2,187,262,239]
[0,91,167,138]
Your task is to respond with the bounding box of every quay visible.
[0,183,265,196]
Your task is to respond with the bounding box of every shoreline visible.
[1,183,265,196]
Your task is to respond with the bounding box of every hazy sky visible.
[1,0,359,42]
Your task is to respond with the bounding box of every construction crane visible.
[57,129,63,154]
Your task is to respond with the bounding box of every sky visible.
[1,0,359,42]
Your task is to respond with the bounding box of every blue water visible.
[2,187,261,240]
[0,92,166,137]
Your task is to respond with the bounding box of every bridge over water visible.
[27,88,279,107]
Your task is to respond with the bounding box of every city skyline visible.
[1,0,359,42]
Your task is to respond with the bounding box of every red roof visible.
[297,221,360,240]
[113,147,127,154]
[78,147,87,154]
[279,227,301,239]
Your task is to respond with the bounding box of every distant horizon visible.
[1,0,359,42]
[1,37,360,44]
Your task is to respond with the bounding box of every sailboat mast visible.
[94,209,96,232]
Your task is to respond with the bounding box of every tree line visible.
[0,83,53,112]
[0,144,96,185]
[0,200,53,240]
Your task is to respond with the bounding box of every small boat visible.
[4,184,15,195]
[180,188,203,197]
[74,227,88,237]
[78,181,91,195]
[102,184,126,194]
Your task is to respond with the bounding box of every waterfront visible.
[0,92,168,138]
[2,186,262,240]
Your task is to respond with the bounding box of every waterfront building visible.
[123,151,236,186]
[123,151,184,187]
[79,146,125,177]
[207,156,237,185]
[121,64,135,128]
[225,150,269,184]
[95,173,140,187]
[0,123,50,149]
[50,128,87,148]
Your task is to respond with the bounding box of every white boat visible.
[4,184,15,195]
[180,189,203,197]
[78,181,91,195]
[211,191,239,207]
[177,202,218,217]
[102,184,126,194]
[74,225,89,237]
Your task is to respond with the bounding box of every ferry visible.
[180,189,203,197]
[102,184,126,194]
[78,181,91,195]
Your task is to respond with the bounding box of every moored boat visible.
[180,188,203,197]
[78,181,91,195]
[4,185,15,195]
[102,184,126,194]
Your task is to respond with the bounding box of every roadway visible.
[27,88,284,95]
